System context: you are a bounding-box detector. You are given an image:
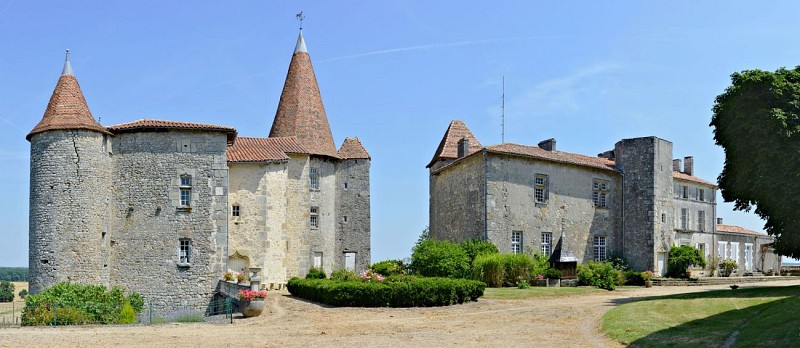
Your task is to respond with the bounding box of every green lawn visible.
[602,285,800,347]
[483,286,605,300]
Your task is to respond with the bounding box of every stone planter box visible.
[546,279,560,287]
[241,299,265,318]
[532,279,547,287]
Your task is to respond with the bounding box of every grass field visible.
[0,282,28,326]
[602,285,800,347]
[483,286,605,300]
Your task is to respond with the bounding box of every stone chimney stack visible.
[717,218,723,224]
[673,159,682,172]
[683,156,694,176]
[457,137,470,158]
[538,138,556,151]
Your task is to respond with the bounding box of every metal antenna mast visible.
[501,76,505,143]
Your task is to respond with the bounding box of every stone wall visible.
[109,130,228,314]
[429,153,485,242]
[282,154,309,279]
[335,158,371,272]
[485,153,620,260]
[29,130,112,293]
[307,157,337,275]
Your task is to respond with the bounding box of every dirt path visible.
[2,279,798,348]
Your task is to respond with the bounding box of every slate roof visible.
[27,51,111,141]
[269,31,339,158]
[426,120,483,168]
[107,119,237,144]
[338,137,370,159]
[227,136,307,163]
[672,171,717,187]
[716,224,765,236]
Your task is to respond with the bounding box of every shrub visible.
[460,239,499,265]
[411,239,470,278]
[370,260,407,276]
[544,267,562,280]
[472,254,505,287]
[0,281,13,302]
[578,261,621,290]
[18,289,28,299]
[623,270,644,285]
[21,282,143,326]
[667,245,707,278]
[606,254,630,271]
[306,267,327,279]
[330,269,359,282]
[119,302,136,324]
[531,252,551,277]
[287,277,485,307]
[720,259,738,277]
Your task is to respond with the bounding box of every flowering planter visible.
[645,280,653,288]
[241,299,265,318]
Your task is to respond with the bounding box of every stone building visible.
[428,120,780,277]
[27,31,370,313]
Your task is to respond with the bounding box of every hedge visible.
[287,277,485,307]
[21,282,143,326]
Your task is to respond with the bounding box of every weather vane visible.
[296,11,305,30]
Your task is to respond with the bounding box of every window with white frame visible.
[592,179,609,208]
[534,174,548,203]
[179,238,192,264]
[697,210,705,232]
[541,232,552,256]
[232,205,240,217]
[310,207,319,228]
[718,241,729,260]
[309,167,319,190]
[593,236,607,261]
[511,231,523,254]
[730,242,740,263]
[179,175,192,207]
[680,208,689,230]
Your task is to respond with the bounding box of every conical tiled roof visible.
[269,31,338,158]
[27,51,110,141]
[426,120,483,168]
[338,137,370,159]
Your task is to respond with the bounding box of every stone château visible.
[428,120,781,277]
[27,31,370,312]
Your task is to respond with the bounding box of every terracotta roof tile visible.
[27,74,111,140]
[427,120,483,168]
[486,143,618,172]
[269,32,338,158]
[107,119,237,144]
[716,224,765,236]
[227,136,307,163]
[338,137,370,159]
[672,171,717,187]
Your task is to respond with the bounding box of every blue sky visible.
[2,1,800,266]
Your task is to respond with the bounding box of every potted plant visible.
[238,289,268,317]
[236,272,246,284]
[720,259,738,277]
[223,271,234,282]
[642,270,654,288]
[544,267,561,287]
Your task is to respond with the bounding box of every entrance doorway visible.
[657,253,667,277]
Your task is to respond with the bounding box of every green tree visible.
[411,239,470,278]
[415,227,430,248]
[18,289,28,299]
[666,245,707,278]
[0,281,14,302]
[711,67,800,258]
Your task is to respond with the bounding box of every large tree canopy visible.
[711,67,800,258]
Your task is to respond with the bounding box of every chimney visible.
[538,138,556,151]
[457,137,470,158]
[673,159,682,172]
[683,156,694,176]
[717,218,723,225]
[597,150,615,160]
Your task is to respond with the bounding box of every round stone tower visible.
[27,51,113,293]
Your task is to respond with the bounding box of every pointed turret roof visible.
[338,137,370,159]
[426,120,483,168]
[27,50,111,141]
[269,31,338,158]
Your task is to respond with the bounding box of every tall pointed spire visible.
[269,30,338,158]
[27,50,111,141]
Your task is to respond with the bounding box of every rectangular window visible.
[179,239,192,264]
[313,252,323,268]
[696,243,707,261]
[534,174,548,203]
[661,213,666,223]
[730,242,740,262]
[699,188,705,201]
[718,241,729,260]
[310,167,319,190]
[697,211,705,232]
[342,215,348,223]
[310,207,319,228]
[682,185,689,199]
[541,232,552,256]
[511,231,523,254]
[680,208,689,230]
[179,175,192,207]
[592,179,609,208]
[593,236,607,261]
[232,205,240,217]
